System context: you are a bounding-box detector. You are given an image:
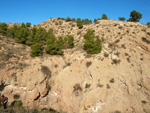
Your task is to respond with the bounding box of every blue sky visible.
[0,0,150,25]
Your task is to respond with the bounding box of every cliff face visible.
[0,19,150,113]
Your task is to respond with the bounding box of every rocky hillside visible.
[0,18,150,113]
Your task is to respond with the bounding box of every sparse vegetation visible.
[11,100,23,108]
[0,22,75,57]
[0,104,62,113]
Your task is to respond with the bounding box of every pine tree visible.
[30,43,43,57]
[101,14,108,20]
[65,17,72,22]
[77,18,83,29]
[127,10,142,22]
[26,22,31,27]
[72,18,76,22]
[84,29,102,54]
[67,35,74,48]
[94,19,98,23]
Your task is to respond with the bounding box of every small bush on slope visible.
[30,43,43,57]
[84,29,102,54]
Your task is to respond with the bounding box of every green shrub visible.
[127,10,142,22]
[26,22,31,27]
[82,19,85,23]
[61,18,65,20]
[30,43,43,57]
[0,23,8,36]
[25,36,34,45]
[31,109,40,113]
[67,35,74,48]
[84,29,95,41]
[147,22,150,25]
[11,100,23,108]
[84,41,102,54]
[94,19,98,23]
[101,14,108,19]
[63,35,74,48]
[14,27,30,44]
[65,16,72,22]
[77,18,83,29]
[34,27,47,43]
[21,23,26,28]
[57,36,65,48]
[45,34,74,55]
[84,29,102,54]
[45,38,63,55]
[72,18,76,22]
[118,17,126,21]
[0,21,75,57]
[7,24,18,38]
[82,18,92,24]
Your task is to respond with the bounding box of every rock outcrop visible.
[0,19,150,113]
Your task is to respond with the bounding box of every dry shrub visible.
[86,61,92,67]
[13,94,20,99]
[41,66,51,78]
[142,37,150,44]
[112,59,121,65]
[104,52,109,57]
[73,83,82,96]
[110,78,115,83]
[85,83,91,88]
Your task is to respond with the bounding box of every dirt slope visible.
[0,18,150,113]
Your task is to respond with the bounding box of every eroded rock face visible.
[0,19,150,113]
